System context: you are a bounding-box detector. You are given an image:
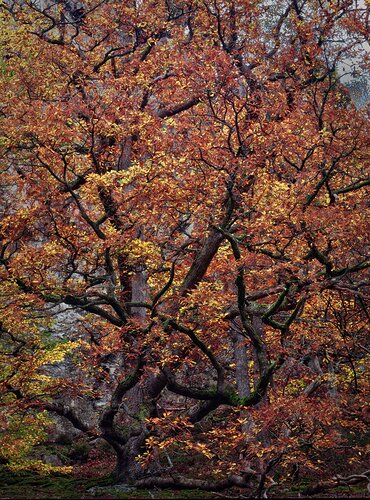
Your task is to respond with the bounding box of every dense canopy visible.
[0,0,369,496]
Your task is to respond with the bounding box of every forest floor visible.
[0,467,368,499]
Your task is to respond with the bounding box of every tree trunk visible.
[232,327,251,399]
[112,372,167,481]
[114,434,146,482]
[232,326,253,435]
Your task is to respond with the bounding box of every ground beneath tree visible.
[0,468,368,499]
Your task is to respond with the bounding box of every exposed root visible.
[303,469,370,496]
[135,473,254,491]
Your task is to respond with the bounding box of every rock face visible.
[346,77,370,109]
[42,454,63,466]
[42,304,115,441]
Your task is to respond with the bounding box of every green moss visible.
[0,467,115,499]
[102,488,215,499]
[0,466,221,499]
[136,402,153,421]
[2,466,366,499]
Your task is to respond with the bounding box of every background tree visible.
[0,0,369,494]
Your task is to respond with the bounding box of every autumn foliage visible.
[0,0,369,495]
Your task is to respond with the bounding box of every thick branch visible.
[334,178,370,196]
[157,97,200,118]
[163,367,218,401]
[99,356,145,444]
[236,267,268,376]
[62,295,125,326]
[180,228,225,295]
[162,318,225,391]
[44,403,94,435]
[136,473,254,490]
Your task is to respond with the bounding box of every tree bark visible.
[180,228,224,295]
[136,472,255,490]
[232,327,251,399]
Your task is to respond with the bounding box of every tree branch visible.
[157,97,201,118]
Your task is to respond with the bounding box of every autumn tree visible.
[0,0,369,494]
